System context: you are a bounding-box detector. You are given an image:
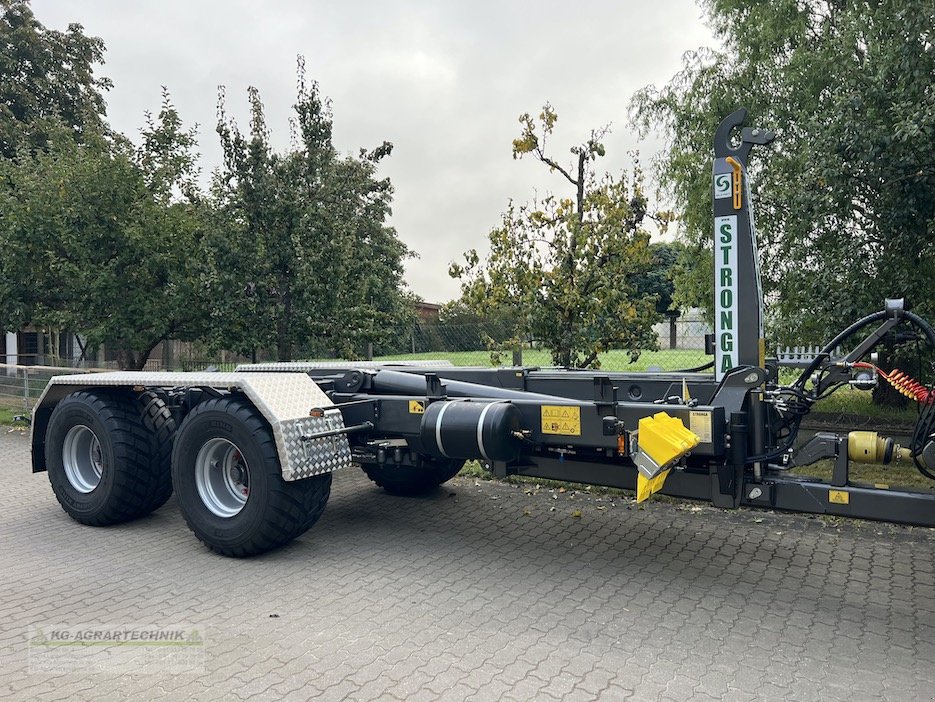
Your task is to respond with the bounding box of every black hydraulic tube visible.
[730,412,748,471]
[302,421,374,441]
[797,308,935,389]
[786,306,935,481]
[369,369,570,403]
[676,360,715,373]
[727,411,748,496]
[794,310,888,389]
[752,311,890,464]
[903,310,935,480]
[904,310,935,348]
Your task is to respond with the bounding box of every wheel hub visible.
[195,438,250,518]
[62,425,104,493]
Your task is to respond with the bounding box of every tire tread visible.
[362,459,463,496]
[172,397,331,557]
[47,390,175,526]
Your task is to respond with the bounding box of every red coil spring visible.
[882,369,933,404]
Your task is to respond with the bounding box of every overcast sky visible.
[35,1,716,303]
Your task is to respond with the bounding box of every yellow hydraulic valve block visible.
[634,412,700,503]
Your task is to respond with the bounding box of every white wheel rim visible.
[62,425,104,493]
[195,438,250,518]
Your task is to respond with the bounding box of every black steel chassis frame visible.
[295,364,935,529]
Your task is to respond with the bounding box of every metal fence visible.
[0,363,109,412]
[0,321,709,411]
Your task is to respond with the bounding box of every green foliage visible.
[0,99,205,369]
[0,0,112,158]
[0,4,414,370]
[632,241,684,317]
[452,105,662,368]
[204,61,412,361]
[138,88,201,203]
[632,0,935,344]
[0,4,205,369]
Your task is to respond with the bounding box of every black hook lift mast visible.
[29,111,935,556]
[313,109,935,526]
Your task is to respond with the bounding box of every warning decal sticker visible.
[828,490,850,505]
[689,411,713,444]
[541,405,581,436]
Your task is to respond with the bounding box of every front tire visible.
[362,458,464,496]
[45,390,175,526]
[171,397,331,557]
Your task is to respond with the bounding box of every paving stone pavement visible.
[1,428,934,701]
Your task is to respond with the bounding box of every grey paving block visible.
[1,431,934,701]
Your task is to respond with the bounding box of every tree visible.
[205,62,412,361]
[0,0,112,158]
[632,242,682,317]
[0,3,205,370]
[0,96,205,369]
[450,104,663,368]
[632,241,685,349]
[632,0,935,346]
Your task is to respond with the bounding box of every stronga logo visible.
[714,214,738,378]
[714,172,732,199]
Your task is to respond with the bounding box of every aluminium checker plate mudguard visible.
[30,372,352,481]
[235,360,455,371]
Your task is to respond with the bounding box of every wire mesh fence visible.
[0,364,107,412]
[0,320,709,412]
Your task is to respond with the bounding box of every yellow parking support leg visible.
[633,412,699,503]
[636,468,672,503]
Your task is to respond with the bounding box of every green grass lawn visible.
[374,347,709,371]
[0,406,30,427]
[810,386,918,421]
[789,459,935,492]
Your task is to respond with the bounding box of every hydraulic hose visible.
[902,311,935,479]
[793,310,888,390]
[790,307,935,480]
[675,360,715,373]
[903,310,935,348]
[754,310,893,463]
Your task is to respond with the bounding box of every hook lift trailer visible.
[28,110,935,556]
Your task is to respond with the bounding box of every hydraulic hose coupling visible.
[852,362,933,404]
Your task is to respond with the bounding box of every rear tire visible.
[362,458,464,496]
[45,390,175,526]
[171,397,331,557]
[137,390,176,512]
